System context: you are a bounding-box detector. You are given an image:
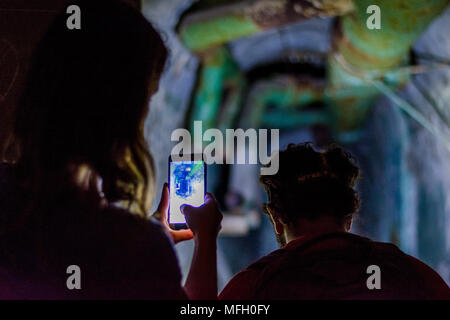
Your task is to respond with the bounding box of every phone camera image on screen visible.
[169,160,205,225]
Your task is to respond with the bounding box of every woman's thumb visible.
[180,204,193,216]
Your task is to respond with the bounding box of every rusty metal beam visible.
[177,0,353,52]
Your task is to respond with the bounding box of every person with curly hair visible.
[219,143,449,299]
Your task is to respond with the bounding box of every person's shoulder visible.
[366,239,426,276]
[95,204,174,252]
[369,239,450,299]
[63,202,176,272]
[248,246,288,270]
[100,205,166,233]
[72,205,184,299]
[219,247,287,300]
[219,268,261,300]
[400,252,450,298]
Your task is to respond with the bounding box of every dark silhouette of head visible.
[12,0,167,216]
[260,143,360,245]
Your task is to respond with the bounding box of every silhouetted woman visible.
[0,0,221,299]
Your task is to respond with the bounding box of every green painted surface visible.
[183,0,448,139]
[341,0,448,70]
[328,0,448,133]
[189,46,243,132]
[180,15,260,52]
[262,110,330,129]
[245,82,325,128]
[259,88,321,110]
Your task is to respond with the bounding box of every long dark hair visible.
[11,0,167,219]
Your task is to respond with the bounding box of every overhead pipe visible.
[177,0,354,52]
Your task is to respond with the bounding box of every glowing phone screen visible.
[169,160,205,224]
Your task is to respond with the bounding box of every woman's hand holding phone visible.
[180,193,223,241]
[153,183,222,244]
[153,183,194,244]
[154,182,222,299]
[154,184,222,299]
[180,193,223,300]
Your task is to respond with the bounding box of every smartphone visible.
[168,154,206,230]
